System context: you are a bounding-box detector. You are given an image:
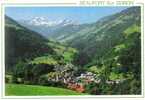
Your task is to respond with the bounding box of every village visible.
[47,67,126,93]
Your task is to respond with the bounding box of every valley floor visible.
[5,84,86,96]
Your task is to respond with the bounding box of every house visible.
[67,83,85,93]
[76,72,99,84]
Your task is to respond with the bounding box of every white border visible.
[0,1,144,99]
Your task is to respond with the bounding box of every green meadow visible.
[5,84,85,96]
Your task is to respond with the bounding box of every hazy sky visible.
[5,7,129,24]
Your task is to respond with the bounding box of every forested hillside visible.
[49,7,140,66]
[5,16,52,72]
[5,15,78,84]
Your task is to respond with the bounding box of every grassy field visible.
[5,84,85,96]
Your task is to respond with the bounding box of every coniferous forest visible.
[5,7,141,95]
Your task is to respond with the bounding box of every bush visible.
[17,78,24,83]
[24,81,32,85]
[5,75,13,83]
[38,75,48,86]
[38,74,67,88]
[85,82,100,95]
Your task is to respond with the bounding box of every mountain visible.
[5,16,52,72]
[16,7,141,67]
[86,23,141,94]
[18,17,77,37]
[50,7,141,66]
[5,16,78,73]
[6,16,80,86]
[50,23,96,41]
[72,6,141,94]
[24,17,75,27]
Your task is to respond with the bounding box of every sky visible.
[5,7,129,24]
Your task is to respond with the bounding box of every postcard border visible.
[1,2,144,99]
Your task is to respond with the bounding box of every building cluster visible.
[48,71,126,93]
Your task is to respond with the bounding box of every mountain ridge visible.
[60,6,141,66]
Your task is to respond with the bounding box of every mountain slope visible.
[84,7,141,94]
[5,16,77,73]
[5,16,79,90]
[87,23,141,94]
[50,7,141,66]
[5,16,53,72]
[19,18,77,37]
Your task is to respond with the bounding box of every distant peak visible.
[25,17,78,27]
